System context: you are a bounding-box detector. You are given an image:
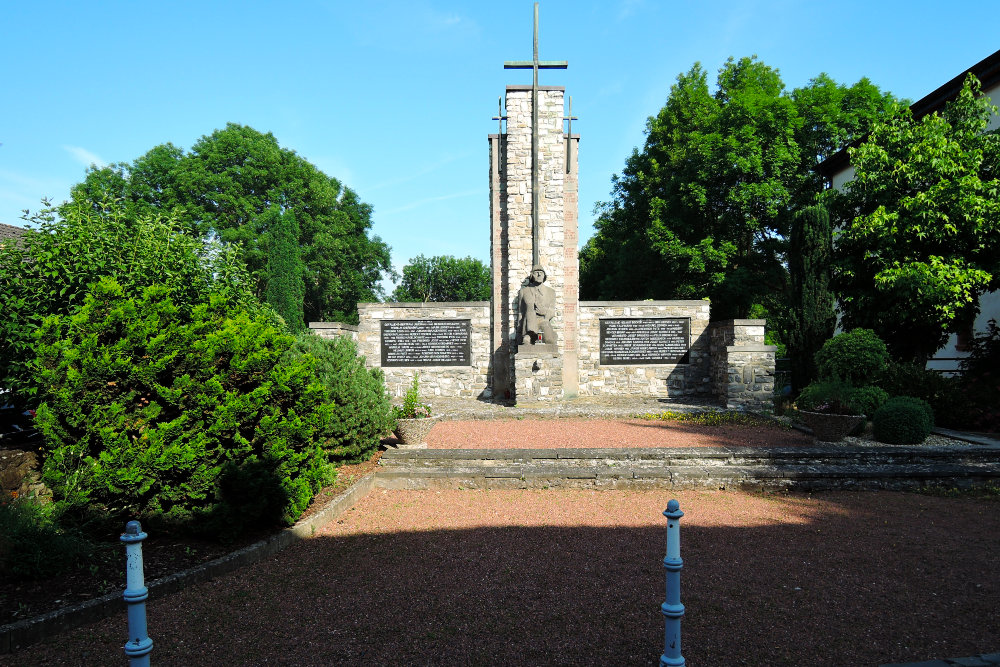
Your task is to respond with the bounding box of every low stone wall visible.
[308,322,358,342]
[355,302,491,399]
[710,320,776,411]
[577,301,712,397]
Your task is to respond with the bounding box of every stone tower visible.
[489,80,580,399]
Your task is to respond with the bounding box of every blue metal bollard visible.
[121,521,153,667]
[660,499,685,667]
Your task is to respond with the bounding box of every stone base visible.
[513,348,563,401]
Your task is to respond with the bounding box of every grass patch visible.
[632,410,787,428]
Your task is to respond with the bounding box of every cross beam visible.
[504,2,567,268]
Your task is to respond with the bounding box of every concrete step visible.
[376,446,1000,491]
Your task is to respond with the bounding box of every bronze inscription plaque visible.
[599,317,690,365]
[380,319,471,367]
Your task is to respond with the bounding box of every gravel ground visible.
[8,488,998,666]
[425,418,815,448]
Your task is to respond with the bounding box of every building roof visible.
[0,222,28,247]
[817,48,1000,178]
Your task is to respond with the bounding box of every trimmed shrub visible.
[285,332,393,463]
[796,380,859,415]
[33,279,334,537]
[872,396,934,444]
[849,385,890,419]
[814,328,890,385]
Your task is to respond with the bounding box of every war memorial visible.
[311,12,777,412]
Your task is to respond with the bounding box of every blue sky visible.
[3,1,997,290]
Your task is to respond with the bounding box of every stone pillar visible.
[488,133,510,399]
[490,84,578,401]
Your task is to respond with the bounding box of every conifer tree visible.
[265,207,305,332]
[787,205,836,391]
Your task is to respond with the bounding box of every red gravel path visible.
[426,418,814,448]
[10,488,998,666]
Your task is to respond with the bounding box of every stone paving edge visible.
[0,471,377,655]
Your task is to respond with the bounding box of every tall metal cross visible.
[504,2,567,268]
[563,95,577,174]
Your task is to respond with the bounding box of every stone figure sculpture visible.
[517,265,557,345]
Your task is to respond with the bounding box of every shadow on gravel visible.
[13,492,999,667]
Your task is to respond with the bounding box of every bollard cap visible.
[121,520,148,544]
[663,499,684,519]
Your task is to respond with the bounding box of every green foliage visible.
[264,207,305,332]
[68,123,393,323]
[0,198,255,409]
[878,361,964,428]
[285,332,393,463]
[580,57,896,319]
[635,410,784,428]
[391,254,491,303]
[787,205,837,390]
[33,279,333,536]
[392,375,431,420]
[797,381,888,419]
[872,396,934,444]
[832,74,1000,362]
[848,385,890,419]
[814,328,889,385]
[0,498,93,580]
[795,380,862,415]
[957,319,1000,430]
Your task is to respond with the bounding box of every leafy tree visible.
[831,74,1000,362]
[786,205,837,390]
[391,254,491,302]
[68,123,393,323]
[264,207,306,332]
[580,57,896,320]
[0,198,254,408]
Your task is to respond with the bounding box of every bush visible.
[796,380,860,415]
[872,396,934,444]
[0,497,93,579]
[33,279,334,537]
[878,361,964,428]
[0,198,255,410]
[285,332,393,463]
[958,319,1000,431]
[849,385,890,419]
[814,328,889,385]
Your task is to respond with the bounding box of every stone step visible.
[379,446,1000,468]
[376,446,1000,491]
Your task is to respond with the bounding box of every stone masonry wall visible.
[355,302,491,399]
[308,322,359,343]
[710,319,776,411]
[577,301,712,397]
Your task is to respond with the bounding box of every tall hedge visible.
[787,205,837,391]
[33,279,333,535]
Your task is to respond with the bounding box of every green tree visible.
[391,254,491,302]
[580,57,896,320]
[832,74,1000,363]
[786,205,837,390]
[264,207,305,332]
[68,123,393,323]
[0,199,255,408]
